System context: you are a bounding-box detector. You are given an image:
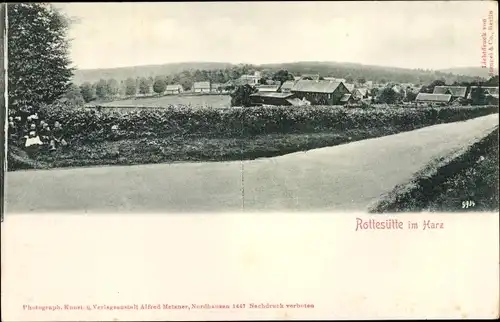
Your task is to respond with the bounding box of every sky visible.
[56,1,498,71]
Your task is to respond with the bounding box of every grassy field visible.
[370,127,499,213]
[99,94,231,110]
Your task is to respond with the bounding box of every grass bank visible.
[369,127,499,213]
[11,127,402,169]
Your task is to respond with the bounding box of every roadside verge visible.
[369,126,499,213]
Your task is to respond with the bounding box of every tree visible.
[484,75,499,86]
[369,88,379,98]
[423,79,446,93]
[8,3,74,113]
[230,85,258,107]
[405,91,417,102]
[153,77,167,95]
[470,85,487,105]
[58,83,85,107]
[124,77,136,96]
[95,79,108,100]
[357,77,366,84]
[106,78,120,98]
[79,82,95,103]
[378,87,398,104]
[272,70,294,85]
[138,77,150,95]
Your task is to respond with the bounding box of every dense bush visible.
[38,102,499,143]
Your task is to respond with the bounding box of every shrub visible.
[37,104,499,143]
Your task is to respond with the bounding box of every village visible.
[110,70,500,108]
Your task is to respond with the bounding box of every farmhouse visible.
[467,86,499,99]
[324,77,346,83]
[352,88,368,100]
[415,93,452,104]
[269,80,281,85]
[344,83,355,93]
[433,86,467,99]
[165,84,183,95]
[250,92,296,106]
[238,71,261,85]
[290,80,351,105]
[280,80,296,93]
[211,83,224,93]
[193,81,211,93]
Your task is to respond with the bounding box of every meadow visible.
[98,94,231,111]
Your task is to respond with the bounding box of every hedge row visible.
[38,103,499,142]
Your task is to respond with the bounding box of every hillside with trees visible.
[72,61,489,87]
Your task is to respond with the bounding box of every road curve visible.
[5,114,499,214]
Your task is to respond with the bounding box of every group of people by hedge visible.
[7,106,68,155]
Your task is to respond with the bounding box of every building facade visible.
[193,81,211,93]
[290,80,351,105]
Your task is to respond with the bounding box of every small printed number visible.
[462,200,476,209]
[233,304,246,309]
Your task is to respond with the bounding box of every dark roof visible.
[291,80,343,93]
[433,86,467,97]
[416,93,452,102]
[469,86,499,95]
[193,81,211,89]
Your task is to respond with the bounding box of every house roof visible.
[240,75,260,80]
[324,77,346,83]
[355,88,368,96]
[340,93,352,102]
[234,78,257,86]
[291,80,343,93]
[286,98,309,106]
[193,81,211,89]
[166,84,182,90]
[344,83,355,92]
[469,86,499,95]
[433,86,467,97]
[257,85,280,92]
[416,93,452,102]
[250,92,294,99]
[280,80,296,90]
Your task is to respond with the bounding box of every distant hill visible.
[439,67,499,78]
[72,62,234,84]
[72,61,489,85]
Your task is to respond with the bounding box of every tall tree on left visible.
[8,3,74,115]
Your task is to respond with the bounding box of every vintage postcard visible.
[1,1,499,321]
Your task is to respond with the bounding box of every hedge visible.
[37,103,499,143]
